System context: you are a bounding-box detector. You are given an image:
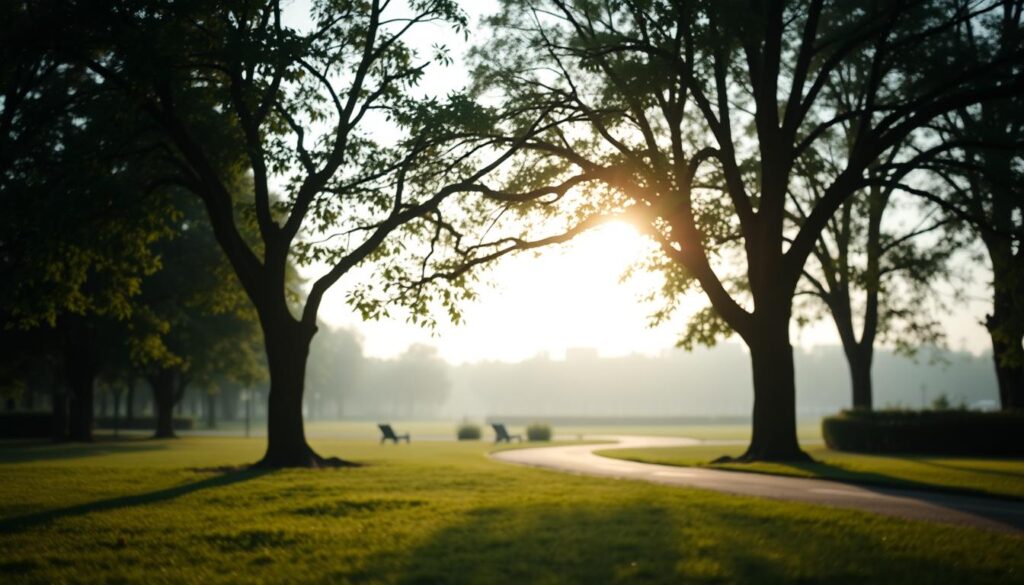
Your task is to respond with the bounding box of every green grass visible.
[1,437,1021,584]
[599,444,1024,499]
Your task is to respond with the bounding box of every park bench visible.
[378,423,410,444]
[491,423,522,443]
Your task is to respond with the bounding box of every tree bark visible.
[63,321,96,442]
[254,315,347,468]
[985,261,1024,409]
[741,320,810,462]
[66,367,94,442]
[988,313,1024,410]
[149,368,178,438]
[845,345,874,411]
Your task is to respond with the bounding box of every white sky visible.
[302,1,995,364]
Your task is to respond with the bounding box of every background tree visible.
[306,324,364,419]
[796,152,957,411]
[133,193,266,438]
[470,0,1023,460]
[70,0,554,466]
[1,3,176,440]
[926,0,1024,409]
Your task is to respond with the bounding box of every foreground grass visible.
[600,444,1024,499]
[0,438,1021,584]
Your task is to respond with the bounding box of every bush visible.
[456,423,481,441]
[0,413,53,438]
[94,416,195,431]
[526,422,552,442]
[823,409,1024,456]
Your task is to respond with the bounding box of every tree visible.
[926,0,1024,409]
[1,3,176,440]
[796,152,957,410]
[68,0,547,466]
[132,193,266,438]
[306,324,364,419]
[471,0,1023,459]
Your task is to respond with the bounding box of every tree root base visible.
[251,448,360,469]
[712,449,814,464]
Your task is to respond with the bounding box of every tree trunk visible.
[255,317,346,468]
[206,392,216,429]
[66,367,94,441]
[987,279,1024,410]
[845,345,874,411]
[125,378,135,423]
[113,388,122,437]
[740,317,810,462]
[150,368,178,439]
[989,325,1024,410]
[51,387,67,441]
[63,325,96,442]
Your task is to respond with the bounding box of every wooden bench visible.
[491,423,522,443]
[378,423,410,444]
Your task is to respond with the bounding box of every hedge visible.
[526,422,552,442]
[822,410,1024,456]
[456,423,482,440]
[0,413,53,438]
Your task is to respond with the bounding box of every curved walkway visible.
[492,435,1024,534]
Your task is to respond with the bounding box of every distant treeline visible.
[302,328,998,420]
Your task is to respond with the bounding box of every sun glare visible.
[320,219,708,363]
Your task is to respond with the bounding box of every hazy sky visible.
[301,1,995,364]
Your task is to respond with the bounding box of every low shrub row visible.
[526,423,552,441]
[454,421,554,441]
[823,409,1024,456]
[456,423,481,440]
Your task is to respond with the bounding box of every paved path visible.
[492,435,1024,534]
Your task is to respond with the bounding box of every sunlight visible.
[319,219,708,363]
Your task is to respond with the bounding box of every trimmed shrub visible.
[823,409,1024,456]
[456,423,481,441]
[94,416,195,431]
[526,422,552,442]
[0,413,53,438]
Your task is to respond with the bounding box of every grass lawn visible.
[599,444,1024,500]
[1,437,1021,584]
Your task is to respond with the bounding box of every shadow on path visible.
[0,469,271,534]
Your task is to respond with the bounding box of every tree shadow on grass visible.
[359,499,1011,584]
[0,468,271,534]
[890,456,1024,481]
[362,501,697,584]
[0,437,168,464]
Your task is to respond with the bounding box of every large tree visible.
[926,0,1024,409]
[1,3,176,440]
[470,0,1023,459]
[66,0,550,466]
